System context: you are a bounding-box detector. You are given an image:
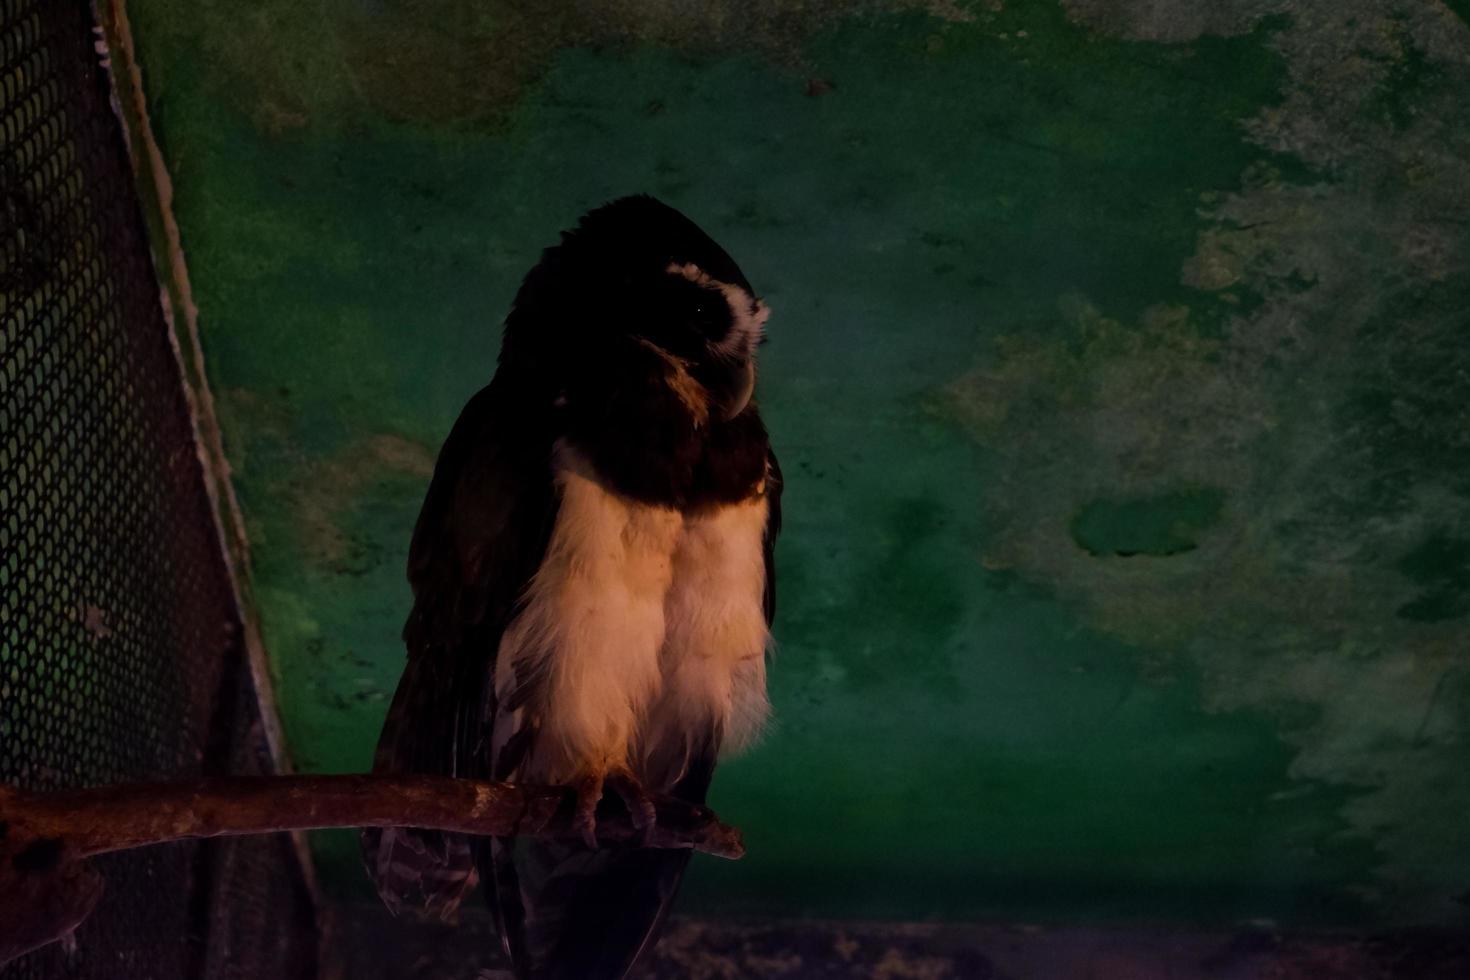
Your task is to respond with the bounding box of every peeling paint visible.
[936,0,1470,925]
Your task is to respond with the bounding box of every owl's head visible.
[504,195,768,422]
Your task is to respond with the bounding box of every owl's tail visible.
[488,838,691,980]
[360,650,488,922]
[482,753,717,980]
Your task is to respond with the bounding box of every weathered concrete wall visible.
[125,0,1470,928]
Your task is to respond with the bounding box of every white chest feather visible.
[494,447,771,788]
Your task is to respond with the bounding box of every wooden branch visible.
[0,775,743,967]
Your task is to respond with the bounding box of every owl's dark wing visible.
[362,374,559,922]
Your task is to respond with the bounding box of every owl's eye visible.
[673,284,729,343]
[690,298,719,326]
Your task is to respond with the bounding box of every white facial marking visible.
[666,261,770,360]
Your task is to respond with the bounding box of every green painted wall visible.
[125,0,1470,928]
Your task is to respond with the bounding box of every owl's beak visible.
[722,361,756,420]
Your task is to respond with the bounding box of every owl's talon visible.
[573,773,604,849]
[606,770,657,842]
[572,769,656,847]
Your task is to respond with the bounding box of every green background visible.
[125,0,1470,928]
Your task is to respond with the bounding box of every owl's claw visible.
[572,769,657,848]
[572,774,602,849]
[607,770,657,842]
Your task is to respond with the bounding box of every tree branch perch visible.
[0,775,743,967]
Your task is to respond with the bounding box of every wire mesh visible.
[1,0,318,976]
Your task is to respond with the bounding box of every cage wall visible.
[0,1,318,976]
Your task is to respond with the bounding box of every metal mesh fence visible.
[1,0,319,976]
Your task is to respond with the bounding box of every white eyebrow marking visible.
[666,261,769,358]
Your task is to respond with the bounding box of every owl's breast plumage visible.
[491,442,772,790]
